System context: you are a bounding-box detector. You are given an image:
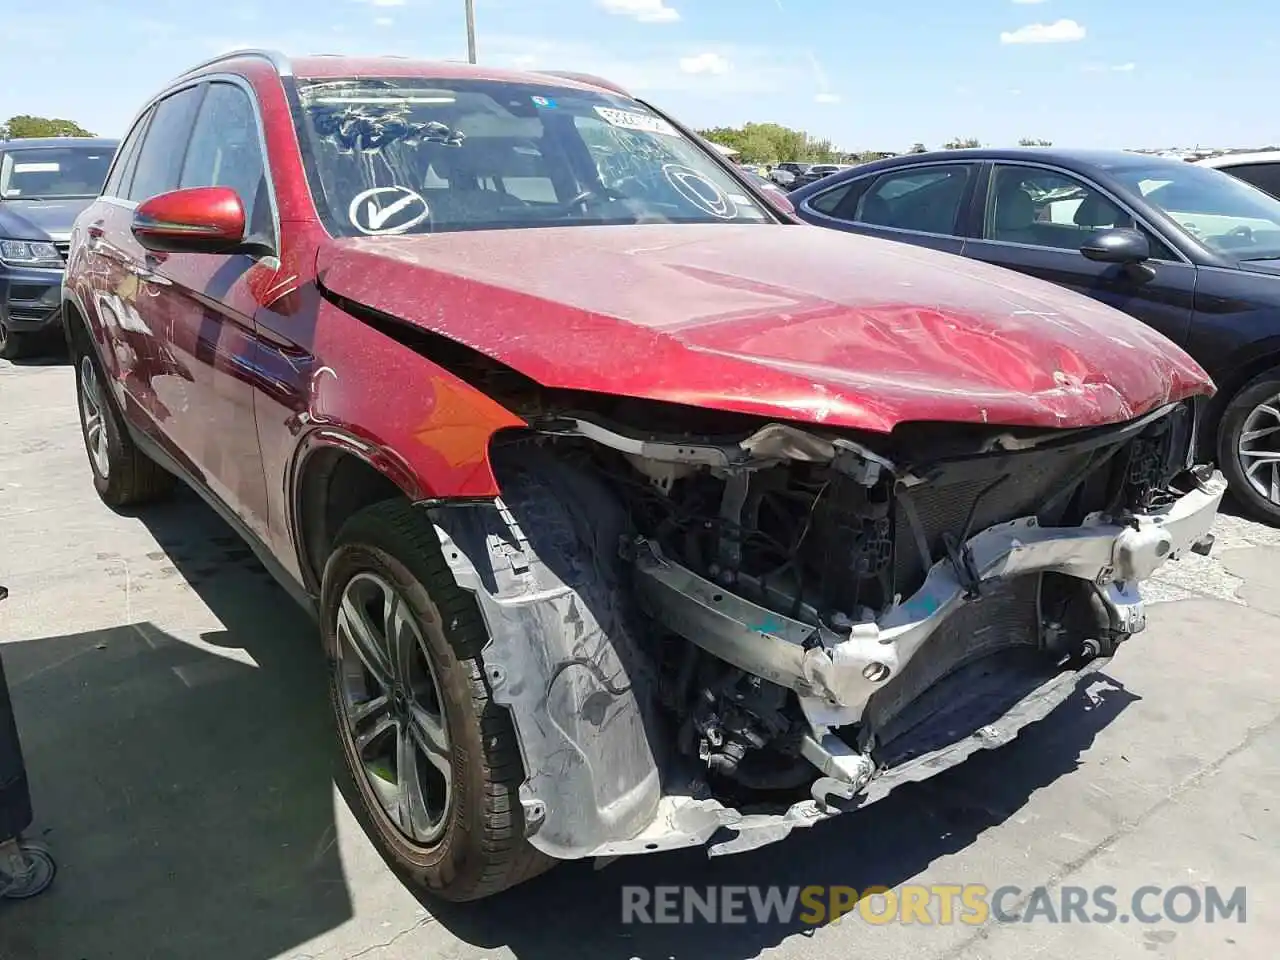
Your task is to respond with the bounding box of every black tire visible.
[320,498,554,902]
[1218,367,1280,525]
[0,322,32,361]
[71,334,175,507]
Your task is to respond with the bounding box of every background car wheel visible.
[321,499,554,902]
[0,322,32,361]
[72,342,175,507]
[1218,367,1280,525]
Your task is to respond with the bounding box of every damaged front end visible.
[427,399,1225,862]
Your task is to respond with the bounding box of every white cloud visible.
[599,0,680,23]
[512,54,538,68]
[1012,0,1048,4]
[357,0,404,6]
[679,52,731,75]
[814,92,841,104]
[1083,61,1137,73]
[374,16,393,26]
[1000,19,1086,44]
[1112,61,1136,71]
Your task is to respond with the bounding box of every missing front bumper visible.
[632,469,1227,730]
[434,467,1225,862]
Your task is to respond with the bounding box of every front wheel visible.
[1218,368,1280,525]
[321,499,553,902]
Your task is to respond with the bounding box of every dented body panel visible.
[317,225,1212,432]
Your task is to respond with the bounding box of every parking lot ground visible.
[1,356,1278,960]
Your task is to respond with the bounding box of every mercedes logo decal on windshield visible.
[348,186,431,236]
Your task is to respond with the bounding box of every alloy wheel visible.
[78,356,111,479]
[1239,394,1280,507]
[334,572,453,845]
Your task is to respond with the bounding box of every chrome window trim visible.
[975,158,1194,265]
[798,160,980,241]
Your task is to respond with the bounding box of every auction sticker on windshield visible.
[594,106,679,137]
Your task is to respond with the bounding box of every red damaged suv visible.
[63,51,1226,901]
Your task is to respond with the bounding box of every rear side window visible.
[127,85,205,203]
[104,109,152,198]
[854,165,974,235]
[1225,162,1280,200]
[180,82,272,240]
[808,184,853,214]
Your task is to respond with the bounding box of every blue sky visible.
[4,0,1276,152]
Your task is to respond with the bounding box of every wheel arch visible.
[289,434,422,595]
[1200,337,1280,460]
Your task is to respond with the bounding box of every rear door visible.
[797,161,980,254]
[93,85,204,448]
[961,162,1197,347]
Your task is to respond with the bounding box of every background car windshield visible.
[1111,162,1280,259]
[0,146,115,199]
[294,77,769,235]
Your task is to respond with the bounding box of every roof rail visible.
[534,70,631,97]
[174,48,292,80]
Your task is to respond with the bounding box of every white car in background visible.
[1197,151,1280,199]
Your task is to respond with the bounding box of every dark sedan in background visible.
[791,147,1280,525]
[0,137,118,359]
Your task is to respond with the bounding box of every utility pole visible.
[465,0,477,64]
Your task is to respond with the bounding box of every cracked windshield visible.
[3,2,1278,960]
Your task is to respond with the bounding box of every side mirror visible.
[131,186,248,255]
[1081,227,1151,265]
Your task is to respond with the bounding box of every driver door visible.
[962,162,1197,347]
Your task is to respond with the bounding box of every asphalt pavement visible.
[1,356,1277,960]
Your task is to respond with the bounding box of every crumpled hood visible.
[316,223,1213,433]
[0,197,93,242]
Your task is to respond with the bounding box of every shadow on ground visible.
[0,488,1140,960]
[0,490,351,960]
[424,673,1138,959]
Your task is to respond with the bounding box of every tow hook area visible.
[800,733,875,811]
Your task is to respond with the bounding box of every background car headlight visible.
[0,239,62,267]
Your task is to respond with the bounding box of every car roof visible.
[789,146,1198,200]
[0,137,119,150]
[182,49,630,98]
[1197,151,1280,169]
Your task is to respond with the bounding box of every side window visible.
[852,165,974,235]
[1227,163,1280,200]
[103,108,152,198]
[985,165,1134,250]
[180,82,271,240]
[127,85,205,203]
[807,182,855,215]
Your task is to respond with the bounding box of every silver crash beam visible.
[632,470,1228,730]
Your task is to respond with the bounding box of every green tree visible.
[943,136,981,150]
[1018,137,1053,147]
[1,115,96,140]
[696,122,844,164]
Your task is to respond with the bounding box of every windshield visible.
[294,77,771,236]
[1110,161,1280,260]
[0,145,115,200]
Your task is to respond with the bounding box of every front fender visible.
[296,296,528,502]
